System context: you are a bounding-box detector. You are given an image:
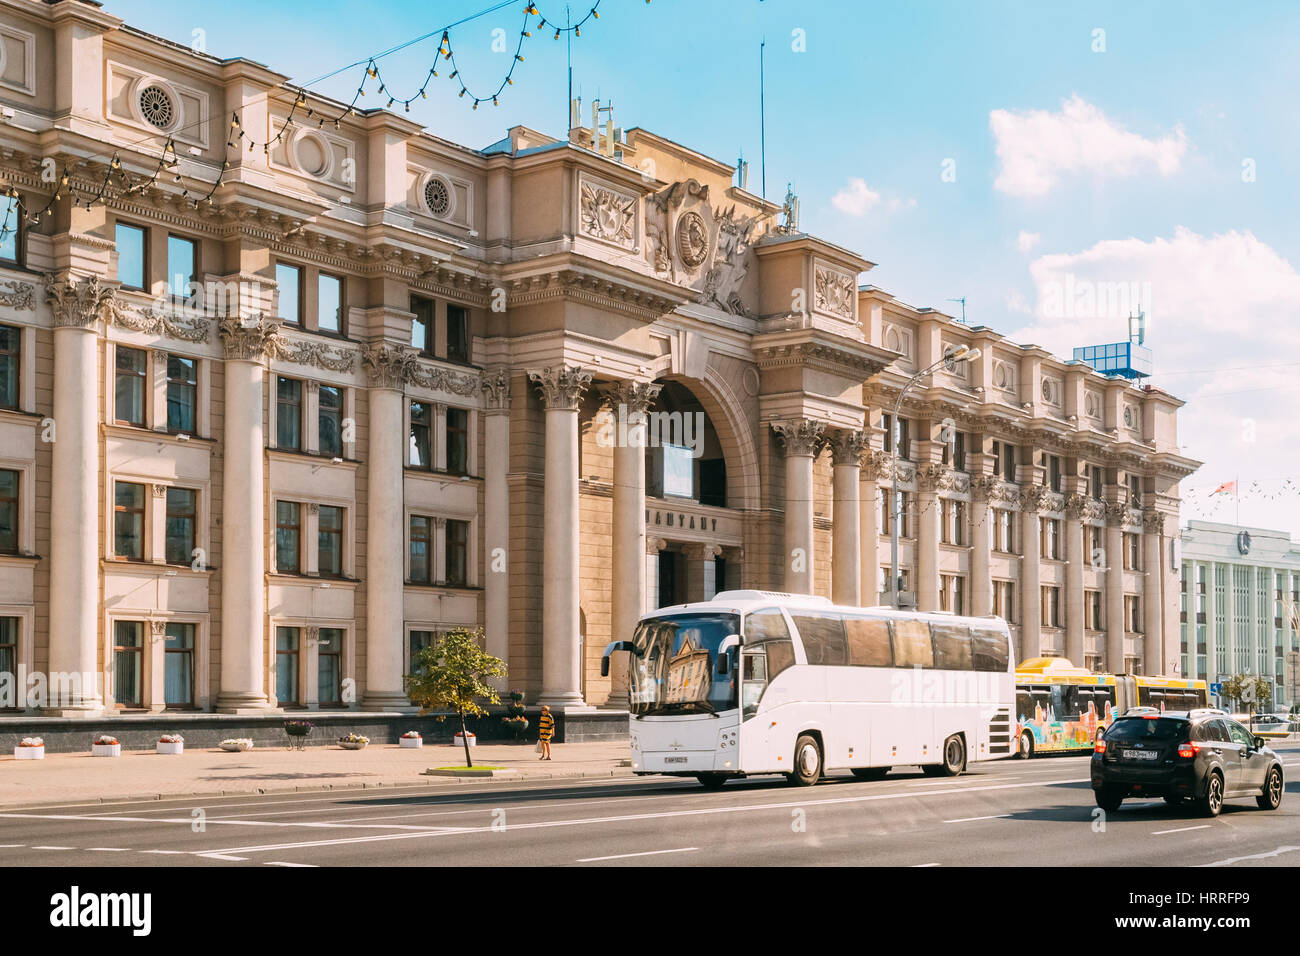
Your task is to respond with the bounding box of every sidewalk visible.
[0,740,635,809]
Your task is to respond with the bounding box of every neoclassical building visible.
[0,0,1198,719]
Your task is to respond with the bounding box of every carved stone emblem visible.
[675,211,709,269]
[814,266,855,319]
[579,179,636,249]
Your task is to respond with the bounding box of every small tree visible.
[404,627,505,768]
[1221,673,1272,714]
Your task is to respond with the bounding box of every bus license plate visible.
[664,757,688,764]
[1123,750,1159,761]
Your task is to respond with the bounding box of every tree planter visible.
[156,742,184,755]
[14,746,44,760]
[92,743,121,758]
[399,736,423,749]
[452,732,477,748]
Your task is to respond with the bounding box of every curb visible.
[0,767,642,812]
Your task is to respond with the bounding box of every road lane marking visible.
[0,812,464,833]
[0,843,24,848]
[943,814,1011,823]
[31,845,73,850]
[1200,845,1300,867]
[1152,825,1212,835]
[266,861,318,867]
[85,847,130,852]
[577,847,697,863]
[197,775,1090,856]
[196,853,248,861]
[912,863,940,867]
[140,849,184,854]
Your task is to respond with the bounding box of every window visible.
[1128,474,1142,507]
[409,402,432,469]
[276,377,302,451]
[113,621,143,708]
[447,304,470,363]
[411,296,435,353]
[1085,589,1103,630]
[167,234,196,300]
[318,627,344,706]
[114,482,146,560]
[318,505,344,578]
[891,618,933,668]
[0,193,20,263]
[992,440,1016,480]
[1125,595,1142,633]
[1041,586,1061,627]
[165,355,197,434]
[1087,464,1104,500]
[942,432,968,472]
[275,501,301,573]
[0,617,16,704]
[940,574,966,615]
[164,487,196,566]
[1123,533,1140,571]
[409,516,433,584]
[409,629,436,678]
[940,499,966,545]
[1042,517,1061,560]
[276,263,302,325]
[790,612,848,666]
[446,407,469,475]
[164,623,194,707]
[1087,525,1103,566]
[0,323,19,410]
[931,622,972,670]
[882,490,911,539]
[843,616,892,667]
[446,519,469,586]
[319,385,344,457]
[993,508,1016,553]
[114,346,147,426]
[276,627,300,706]
[993,580,1016,624]
[882,414,911,460]
[971,626,1010,672]
[317,273,342,334]
[1043,454,1062,492]
[0,469,17,554]
[115,222,147,290]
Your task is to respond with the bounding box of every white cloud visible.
[1009,227,1300,531]
[831,178,881,216]
[990,95,1188,197]
[1016,230,1041,253]
[1005,288,1033,314]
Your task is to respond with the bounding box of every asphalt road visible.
[2,742,1298,867]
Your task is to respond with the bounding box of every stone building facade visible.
[0,1,1198,719]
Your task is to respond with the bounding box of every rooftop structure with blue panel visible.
[1072,341,1153,380]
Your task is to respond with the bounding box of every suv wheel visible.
[1198,771,1224,818]
[1095,787,1123,812]
[1256,767,1283,810]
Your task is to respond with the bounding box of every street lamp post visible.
[888,344,982,608]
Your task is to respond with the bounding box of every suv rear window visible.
[1105,717,1188,740]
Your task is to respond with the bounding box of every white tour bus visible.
[602,590,1016,788]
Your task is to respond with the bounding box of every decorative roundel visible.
[1085,392,1097,417]
[675,211,709,269]
[139,85,175,130]
[1123,406,1134,427]
[993,362,1007,389]
[1237,530,1252,555]
[1041,379,1053,403]
[885,327,901,353]
[424,177,451,217]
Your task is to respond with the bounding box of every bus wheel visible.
[851,767,890,781]
[937,734,966,776]
[1016,731,1034,759]
[695,773,728,791]
[788,735,822,786]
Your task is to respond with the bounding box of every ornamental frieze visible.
[45,273,115,329]
[108,300,211,344]
[409,361,480,397]
[269,335,357,373]
[0,279,36,311]
[917,462,958,493]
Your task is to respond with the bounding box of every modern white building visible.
[1179,521,1300,709]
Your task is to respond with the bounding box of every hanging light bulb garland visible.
[530,1,603,38]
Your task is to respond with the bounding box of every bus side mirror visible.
[601,640,634,678]
[717,654,731,676]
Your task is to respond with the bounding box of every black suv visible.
[1092,711,1284,817]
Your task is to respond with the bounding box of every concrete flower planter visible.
[156,741,184,755]
[92,743,121,757]
[399,736,423,749]
[14,746,44,760]
[452,732,477,748]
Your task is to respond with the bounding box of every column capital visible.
[603,378,663,414]
[218,314,280,361]
[1019,483,1050,514]
[1142,509,1167,535]
[646,536,668,555]
[771,418,825,458]
[971,474,999,502]
[1104,501,1130,527]
[1065,493,1090,520]
[529,365,593,410]
[45,272,115,329]
[362,342,417,390]
[682,542,724,561]
[827,429,869,466]
[917,462,957,494]
[481,366,513,412]
[861,448,892,481]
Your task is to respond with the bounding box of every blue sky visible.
[112,0,1300,532]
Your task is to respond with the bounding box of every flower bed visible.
[92,734,121,758]
[14,736,44,760]
[157,734,184,755]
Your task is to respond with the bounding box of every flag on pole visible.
[1211,480,1237,496]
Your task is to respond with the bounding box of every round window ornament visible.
[993,363,1007,389]
[139,85,175,130]
[675,211,709,269]
[1123,406,1134,427]
[424,177,451,217]
[1041,379,1053,403]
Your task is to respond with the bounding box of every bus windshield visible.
[628,613,740,717]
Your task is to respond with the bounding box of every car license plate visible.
[1123,749,1159,761]
[664,756,688,764]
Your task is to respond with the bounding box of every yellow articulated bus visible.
[1014,658,1208,758]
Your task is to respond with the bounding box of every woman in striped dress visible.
[538,705,554,760]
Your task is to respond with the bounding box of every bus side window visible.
[790,612,848,666]
[743,609,795,680]
[843,617,892,667]
[890,618,933,668]
[970,627,1010,671]
[1095,687,1116,721]
[930,623,972,670]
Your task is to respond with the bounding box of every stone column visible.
[682,543,723,603]
[645,537,665,612]
[1019,485,1047,661]
[828,430,867,607]
[916,464,950,613]
[606,380,661,708]
[44,274,112,714]
[860,451,888,606]
[360,344,414,710]
[969,475,995,617]
[772,419,824,594]
[1104,502,1127,673]
[481,369,513,692]
[1064,495,1087,666]
[216,316,279,713]
[1143,510,1165,676]
[529,366,593,709]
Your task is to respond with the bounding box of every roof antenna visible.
[946,296,967,324]
[759,36,767,199]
